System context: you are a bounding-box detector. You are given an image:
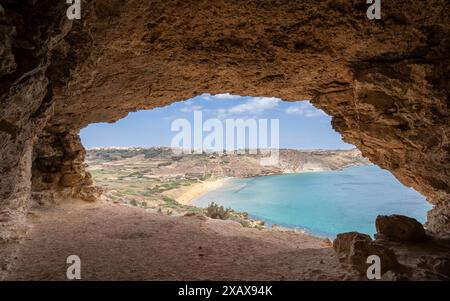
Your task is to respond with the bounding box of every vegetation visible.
[205,202,231,220]
[85,147,365,230]
[162,196,179,209]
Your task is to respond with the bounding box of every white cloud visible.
[185,95,282,119]
[228,97,281,114]
[180,104,203,113]
[285,101,326,117]
[200,93,239,101]
[305,110,326,117]
[212,93,237,100]
[285,106,304,115]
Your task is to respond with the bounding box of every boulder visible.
[375,214,427,242]
[333,231,399,276]
[333,232,372,253]
[348,239,399,275]
[79,186,102,202]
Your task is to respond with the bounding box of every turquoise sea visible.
[193,165,431,238]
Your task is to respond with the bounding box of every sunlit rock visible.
[375,214,427,242]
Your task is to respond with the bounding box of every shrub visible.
[163,196,179,209]
[205,202,231,220]
[238,220,251,227]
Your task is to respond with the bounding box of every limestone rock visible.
[333,232,372,253]
[376,214,427,242]
[417,256,450,279]
[78,186,102,203]
[333,231,399,275]
[348,239,399,275]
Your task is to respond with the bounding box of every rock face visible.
[418,256,450,279]
[0,0,449,242]
[32,130,101,204]
[349,240,399,276]
[375,214,427,242]
[333,232,372,254]
[0,0,71,242]
[333,231,399,275]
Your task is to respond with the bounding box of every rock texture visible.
[0,0,71,242]
[333,232,372,254]
[333,231,400,275]
[375,214,427,242]
[0,0,449,243]
[32,130,101,204]
[349,239,400,276]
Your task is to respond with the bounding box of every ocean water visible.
[193,165,431,238]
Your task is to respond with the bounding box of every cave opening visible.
[78,94,429,238]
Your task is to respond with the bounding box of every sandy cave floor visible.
[5,200,359,281]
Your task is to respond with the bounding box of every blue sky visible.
[80,94,354,150]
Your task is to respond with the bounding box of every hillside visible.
[86,147,370,178]
[85,148,369,226]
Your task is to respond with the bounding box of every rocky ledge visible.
[333,214,450,280]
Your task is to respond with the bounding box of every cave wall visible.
[32,130,100,205]
[1,0,449,239]
[0,0,71,242]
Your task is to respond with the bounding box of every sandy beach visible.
[165,178,228,205]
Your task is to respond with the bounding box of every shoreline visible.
[168,178,332,240]
[167,164,370,206]
[161,164,373,239]
[167,178,230,205]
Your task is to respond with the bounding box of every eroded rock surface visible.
[0,0,449,246]
[333,232,372,254]
[375,214,427,242]
[32,130,101,205]
[333,231,400,276]
[0,0,71,243]
[333,218,450,280]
